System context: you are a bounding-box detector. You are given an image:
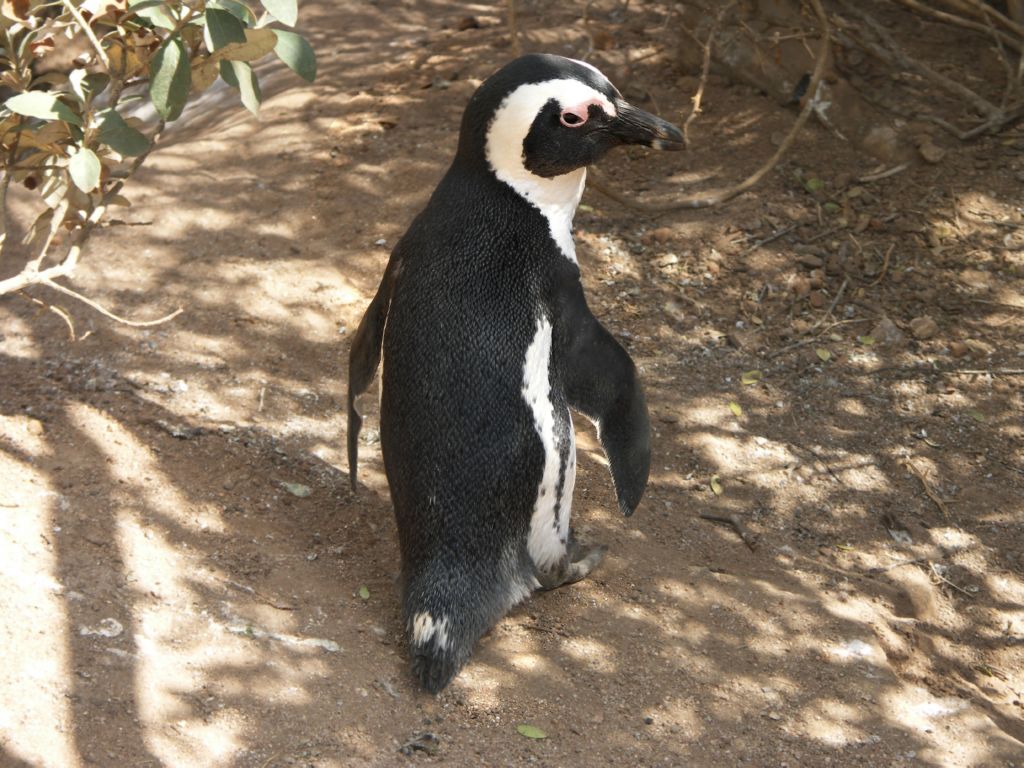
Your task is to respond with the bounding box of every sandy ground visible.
[1,1,1023,766]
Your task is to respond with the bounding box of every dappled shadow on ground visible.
[0,1,1022,766]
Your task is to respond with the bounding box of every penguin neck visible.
[491,165,586,264]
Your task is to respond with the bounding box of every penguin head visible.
[458,54,683,192]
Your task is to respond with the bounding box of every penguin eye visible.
[559,110,587,128]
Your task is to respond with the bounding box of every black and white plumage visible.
[347,54,683,693]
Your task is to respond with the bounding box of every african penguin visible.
[347,53,683,693]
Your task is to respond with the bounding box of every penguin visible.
[347,53,683,693]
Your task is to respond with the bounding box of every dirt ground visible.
[2,1,1023,766]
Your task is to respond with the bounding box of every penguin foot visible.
[536,542,607,590]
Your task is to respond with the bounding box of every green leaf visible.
[225,60,262,115]
[204,7,246,51]
[728,401,743,418]
[815,348,831,362]
[740,369,762,386]
[273,30,316,82]
[968,409,985,423]
[260,0,298,26]
[516,724,547,740]
[710,475,723,496]
[68,147,101,192]
[5,92,82,126]
[857,335,875,346]
[823,201,841,213]
[97,109,149,156]
[358,585,370,600]
[803,177,824,193]
[149,38,191,121]
[219,59,239,87]
[129,0,177,29]
[208,0,257,24]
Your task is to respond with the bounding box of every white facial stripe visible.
[485,78,615,263]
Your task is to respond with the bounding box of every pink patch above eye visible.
[559,98,608,128]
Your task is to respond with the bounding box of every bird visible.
[347,53,683,693]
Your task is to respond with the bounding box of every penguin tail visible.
[406,609,472,694]
[411,642,464,694]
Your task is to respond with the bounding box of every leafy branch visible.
[0,0,317,323]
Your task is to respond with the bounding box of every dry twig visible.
[590,0,830,213]
[739,223,799,256]
[858,164,909,183]
[682,2,735,148]
[929,561,975,597]
[699,512,758,551]
[810,276,849,329]
[904,460,951,519]
[869,243,895,286]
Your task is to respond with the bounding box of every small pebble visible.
[909,315,938,340]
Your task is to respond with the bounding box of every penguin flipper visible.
[346,258,399,491]
[560,299,651,516]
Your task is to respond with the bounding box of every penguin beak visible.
[609,100,684,150]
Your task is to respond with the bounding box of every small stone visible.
[825,254,842,275]
[862,125,902,163]
[949,340,970,358]
[796,253,824,269]
[650,226,673,244]
[909,315,939,340]
[643,716,654,725]
[727,328,762,350]
[964,338,993,356]
[808,290,826,309]
[918,140,946,164]
[791,276,811,298]
[870,317,906,346]
[455,15,480,30]
[959,269,993,290]
[809,268,825,288]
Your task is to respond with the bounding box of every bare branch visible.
[61,0,111,70]
[682,2,735,149]
[590,0,831,213]
[41,278,183,327]
[894,0,1021,52]
[838,0,1002,119]
[942,0,1024,39]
